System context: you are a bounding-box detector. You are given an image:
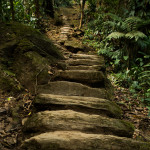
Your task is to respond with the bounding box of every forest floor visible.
[111,81,150,141]
[0,5,150,150]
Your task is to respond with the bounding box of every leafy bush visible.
[84,11,150,104]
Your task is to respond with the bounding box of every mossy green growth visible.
[10,22,41,38]
[120,120,135,134]
[25,51,49,67]
[0,22,63,94]
[16,38,34,53]
[4,22,63,59]
[0,69,23,94]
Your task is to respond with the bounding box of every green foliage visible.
[125,31,147,41]
[84,1,150,108]
[128,0,150,19]
[54,0,73,7]
[107,32,124,39]
[0,0,39,27]
[0,0,76,27]
[112,53,150,102]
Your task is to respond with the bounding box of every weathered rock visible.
[70,53,103,60]
[37,81,109,99]
[66,65,105,71]
[23,110,133,137]
[57,53,105,71]
[57,57,105,71]
[54,70,105,87]
[34,94,122,118]
[66,59,103,66]
[60,27,71,32]
[21,131,150,150]
[0,22,63,93]
[64,40,84,53]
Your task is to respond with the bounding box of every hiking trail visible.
[21,7,150,150]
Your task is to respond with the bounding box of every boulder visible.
[54,70,105,87]
[0,22,63,93]
[23,110,133,137]
[37,81,109,99]
[34,94,122,118]
[64,40,84,53]
[21,131,150,150]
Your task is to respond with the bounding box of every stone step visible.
[21,131,150,150]
[61,28,70,31]
[61,28,71,32]
[66,59,104,66]
[70,53,103,60]
[64,41,84,53]
[66,65,105,71]
[37,81,109,99]
[54,70,105,87]
[61,32,70,34]
[61,27,71,29]
[34,94,122,118]
[23,110,133,137]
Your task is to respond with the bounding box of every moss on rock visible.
[0,22,63,94]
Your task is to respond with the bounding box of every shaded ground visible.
[111,80,150,141]
[0,90,33,150]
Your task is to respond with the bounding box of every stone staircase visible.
[21,12,150,150]
[21,52,150,150]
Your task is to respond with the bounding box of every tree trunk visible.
[34,0,40,19]
[43,0,54,18]
[34,0,40,25]
[10,0,15,21]
[0,0,2,20]
[115,0,122,14]
[79,0,86,29]
[23,0,31,17]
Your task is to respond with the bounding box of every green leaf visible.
[107,32,125,40]
[114,59,120,65]
[6,97,13,101]
[125,31,147,41]
[123,56,128,60]
[3,70,15,76]
[147,106,150,117]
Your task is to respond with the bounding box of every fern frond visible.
[143,63,150,68]
[107,32,125,40]
[102,21,117,27]
[124,17,143,32]
[137,19,150,30]
[104,13,122,22]
[125,31,147,41]
[125,16,142,23]
[137,38,150,49]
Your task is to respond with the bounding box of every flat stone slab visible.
[37,81,109,99]
[70,54,103,60]
[66,59,102,66]
[23,110,133,137]
[64,41,84,53]
[66,65,105,71]
[22,131,150,150]
[55,70,105,86]
[34,94,122,118]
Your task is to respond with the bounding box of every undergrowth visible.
[83,10,150,113]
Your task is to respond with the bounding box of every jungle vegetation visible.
[0,0,150,107]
